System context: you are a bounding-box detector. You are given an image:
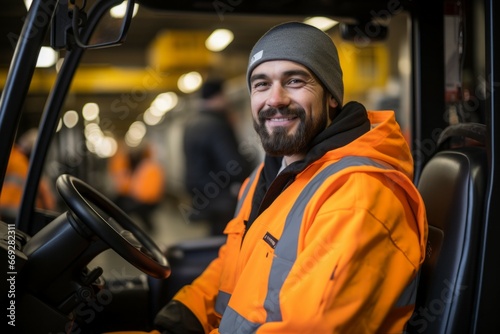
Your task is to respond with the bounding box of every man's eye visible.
[253,82,268,90]
[287,78,304,86]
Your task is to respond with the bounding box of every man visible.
[183,79,253,235]
[108,140,165,231]
[0,129,56,220]
[119,21,428,334]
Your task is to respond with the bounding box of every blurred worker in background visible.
[0,141,31,220]
[0,128,56,221]
[182,79,253,235]
[108,140,165,232]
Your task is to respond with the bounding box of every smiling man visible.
[114,21,428,334]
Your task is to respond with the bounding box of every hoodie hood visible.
[294,101,414,181]
[326,107,414,180]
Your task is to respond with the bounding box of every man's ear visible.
[328,94,339,122]
[328,95,339,108]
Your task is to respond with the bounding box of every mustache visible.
[258,107,304,121]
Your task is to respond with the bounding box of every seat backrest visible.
[406,123,487,334]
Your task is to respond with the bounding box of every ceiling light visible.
[110,1,139,19]
[127,121,147,142]
[82,102,100,121]
[143,109,163,126]
[152,92,178,114]
[84,123,103,144]
[63,110,79,129]
[125,132,143,147]
[205,29,234,52]
[95,136,118,158]
[303,16,339,31]
[36,47,58,68]
[178,71,203,93]
[23,0,32,10]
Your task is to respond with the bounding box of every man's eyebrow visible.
[282,69,313,78]
[250,73,268,83]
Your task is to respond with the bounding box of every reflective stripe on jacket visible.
[173,110,428,333]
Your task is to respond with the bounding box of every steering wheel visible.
[56,174,171,279]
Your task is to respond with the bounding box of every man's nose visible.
[266,85,290,109]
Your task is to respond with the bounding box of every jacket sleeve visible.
[155,243,228,333]
[257,174,424,333]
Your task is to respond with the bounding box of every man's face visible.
[249,60,338,157]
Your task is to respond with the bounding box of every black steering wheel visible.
[56,174,171,279]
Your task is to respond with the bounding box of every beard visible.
[253,105,327,157]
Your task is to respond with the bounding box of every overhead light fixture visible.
[178,71,203,94]
[82,102,100,121]
[205,29,234,52]
[63,110,79,129]
[94,136,118,158]
[125,121,147,147]
[110,1,139,18]
[36,47,58,68]
[23,0,32,10]
[84,123,103,144]
[143,109,163,126]
[303,16,339,31]
[151,92,179,115]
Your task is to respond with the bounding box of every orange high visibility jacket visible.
[109,109,428,334]
[130,159,165,204]
[171,110,428,333]
[108,144,132,196]
[0,146,29,216]
[0,146,56,217]
[108,144,165,204]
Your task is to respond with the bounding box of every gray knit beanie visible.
[247,21,344,107]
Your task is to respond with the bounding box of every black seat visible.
[406,123,487,333]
